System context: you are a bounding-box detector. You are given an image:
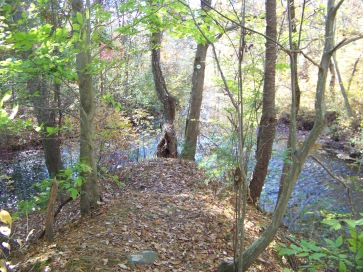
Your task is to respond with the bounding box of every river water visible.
[0,135,159,210]
[1,136,362,238]
[259,138,363,236]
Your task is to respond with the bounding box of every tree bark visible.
[249,0,277,204]
[181,0,211,161]
[151,31,178,158]
[72,0,100,216]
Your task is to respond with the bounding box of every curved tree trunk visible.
[72,0,100,216]
[249,0,277,204]
[181,0,211,161]
[151,31,178,158]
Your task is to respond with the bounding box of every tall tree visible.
[249,0,277,204]
[71,0,100,215]
[181,0,211,161]
[151,31,178,158]
[5,0,64,179]
[218,0,345,270]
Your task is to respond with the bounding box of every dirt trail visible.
[9,158,288,271]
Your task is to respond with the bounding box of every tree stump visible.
[157,124,178,158]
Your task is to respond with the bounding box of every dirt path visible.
[9,159,288,271]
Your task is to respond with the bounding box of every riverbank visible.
[6,158,294,271]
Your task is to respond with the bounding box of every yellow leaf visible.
[1,242,10,251]
[0,227,11,237]
[0,210,12,229]
[0,259,7,272]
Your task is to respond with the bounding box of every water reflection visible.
[0,150,48,209]
[0,135,160,209]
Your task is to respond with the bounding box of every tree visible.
[151,31,178,158]
[181,0,211,161]
[71,0,100,215]
[219,0,347,270]
[249,0,277,204]
[2,0,65,179]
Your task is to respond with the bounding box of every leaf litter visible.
[9,158,290,271]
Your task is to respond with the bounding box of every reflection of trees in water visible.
[0,132,161,208]
[0,150,48,208]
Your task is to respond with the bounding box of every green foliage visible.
[277,214,363,271]
[51,162,92,200]
[16,162,92,216]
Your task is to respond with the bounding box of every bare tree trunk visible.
[72,0,100,216]
[277,0,305,201]
[181,0,211,161]
[151,31,178,158]
[249,0,277,204]
[333,55,354,117]
[219,0,343,270]
[329,61,336,101]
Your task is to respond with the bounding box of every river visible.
[0,135,362,239]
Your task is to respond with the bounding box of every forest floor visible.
[7,158,295,272]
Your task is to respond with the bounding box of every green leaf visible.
[46,126,58,135]
[310,252,326,261]
[335,236,343,247]
[355,247,363,260]
[301,240,321,252]
[278,248,297,255]
[68,188,79,200]
[73,23,80,31]
[324,238,336,247]
[323,219,343,230]
[76,12,84,25]
[338,261,347,272]
[347,238,358,249]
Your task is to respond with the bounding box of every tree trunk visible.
[249,0,277,204]
[277,0,302,201]
[333,55,354,118]
[181,0,211,161]
[329,61,336,101]
[28,77,64,178]
[219,0,342,270]
[151,31,178,158]
[72,0,100,216]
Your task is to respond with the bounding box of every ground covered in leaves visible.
[8,158,291,271]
